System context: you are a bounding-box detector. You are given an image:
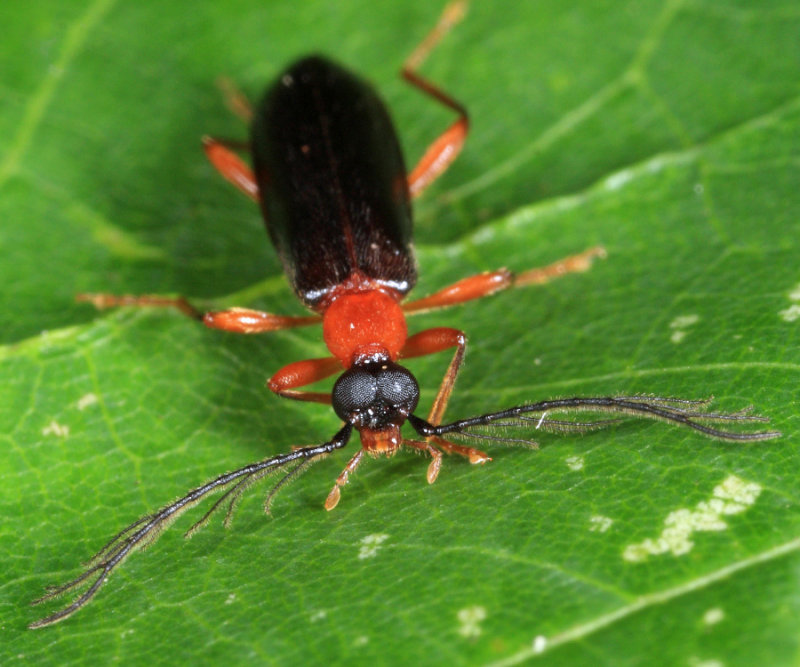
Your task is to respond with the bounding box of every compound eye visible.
[377,365,419,411]
[332,368,378,421]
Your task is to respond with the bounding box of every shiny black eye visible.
[332,367,378,420]
[332,361,419,429]
[377,366,418,406]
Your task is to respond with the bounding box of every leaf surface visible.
[2,1,799,665]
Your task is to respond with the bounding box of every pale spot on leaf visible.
[589,515,613,533]
[358,533,389,560]
[670,330,687,344]
[42,420,69,437]
[77,392,98,410]
[623,475,761,562]
[604,169,633,191]
[670,314,699,329]
[668,314,699,344]
[688,658,723,667]
[457,605,487,638]
[703,607,724,626]
[565,455,584,471]
[779,304,800,322]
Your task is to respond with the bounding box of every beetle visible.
[30,1,779,628]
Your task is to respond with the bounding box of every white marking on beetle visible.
[457,605,487,638]
[703,607,724,626]
[589,515,613,533]
[623,475,762,562]
[669,313,699,343]
[77,392,98,410]
[225,593,236,605]
[565,455,584,471]
[358,533,389,560]
[42,420,69,437]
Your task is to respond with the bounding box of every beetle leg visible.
[268,356,344,405]
[77,295,321,333]
[216,76,254,122]
[400,327,465,426]
[75,294,204,320]
[403,270,511,314]
[324,449,365,510]
[202,308,320,333]
[202,136,259,201]
[514,246,607,287]
[401,328,490,464]
[402,246,607,314]
[429,435,491,464]
[402,1,470,198]
[402,438,443,483]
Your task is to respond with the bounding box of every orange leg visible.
[202,76,257,197]
[403,246,607,315]
[403,270,511,314]
[77,294,320,334]
[267,356,343,404]
[402,1,470,199]
[400,327,490,465]
[403,438,443,483]
[75,294,204,320]
[515,246,607,287]
[400,327,465,426]
[216,76,254,122]
[202,136,259,201]
[430,435,490,465]
[202,308,319,333]
[324,449,365,511]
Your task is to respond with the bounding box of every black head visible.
[332,360,420,431]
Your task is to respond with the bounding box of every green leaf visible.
[3,0,799,664]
